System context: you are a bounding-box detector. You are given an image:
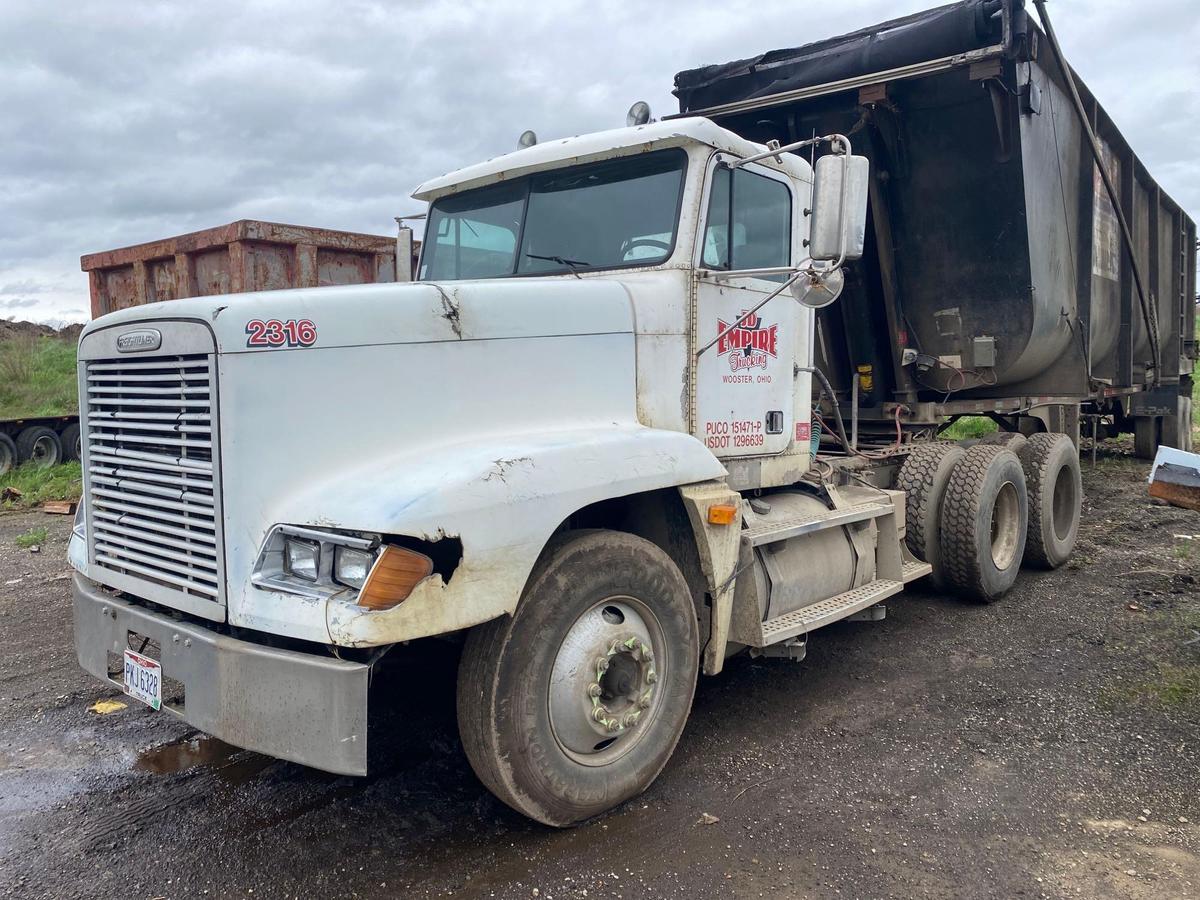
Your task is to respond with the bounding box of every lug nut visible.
[622,712,640,728]
[646,669,658,684]
[593,707,609,724]
[606,719,622,733]
[596,656,609,673]
[588,682,602,698]
[638,693,652,709]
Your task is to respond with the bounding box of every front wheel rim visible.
[548,595,668,767]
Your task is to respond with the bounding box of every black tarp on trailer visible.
[674,0,1196,442]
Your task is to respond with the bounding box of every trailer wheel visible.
[60,423,82,462]
[16,426,62,469]
[896,443,964,590]
[939,446,1028,603]
[1133,416,1160,460]
[457,530,698,827]
[0,433,16,477]
[1018,434,1081,569]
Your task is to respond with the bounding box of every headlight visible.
[251,525,381,600]
[284,538,320,581]
[333,546,374,589]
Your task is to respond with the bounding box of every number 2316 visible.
[245,319,317,348]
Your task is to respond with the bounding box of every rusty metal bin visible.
[81,220,408,319]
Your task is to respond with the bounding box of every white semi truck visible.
[69,113,1083,825]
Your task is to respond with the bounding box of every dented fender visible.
[276,425,725,646]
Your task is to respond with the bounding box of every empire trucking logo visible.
[716,311,778,372]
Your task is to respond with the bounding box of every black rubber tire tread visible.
[15,426,62,468]
[457,529,698,827]
[978,431,1028,453]
[1133,416,1160,460]
[939,445,1028,603]
[1018,433,1082,569]
[0,433,16,476]
[896,442,965,590]
[59,423,81,462]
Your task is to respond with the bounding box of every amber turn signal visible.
[356,545,434,610]
[707,503,739,526]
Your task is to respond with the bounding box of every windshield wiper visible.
[524,253,589,278]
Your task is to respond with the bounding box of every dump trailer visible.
[68,0,1180,828]
[674,0,1197,457]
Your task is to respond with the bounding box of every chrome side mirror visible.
[809,153,869,263]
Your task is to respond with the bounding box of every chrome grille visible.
[84,354,223,609]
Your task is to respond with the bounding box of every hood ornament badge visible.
[116,329,162,353]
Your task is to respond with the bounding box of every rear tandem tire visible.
[939,446,1029,603]
[15,426,62,469]
[456,530,699,827]
[896,442,965,591]
[1018,434,1082,569]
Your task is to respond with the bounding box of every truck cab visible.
[411,117,828,489]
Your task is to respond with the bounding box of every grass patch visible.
[15,525,48,549]
[0,334,78,419]
[0,462,83,509]
[940,416,997,441]
[1134,664,1200,709]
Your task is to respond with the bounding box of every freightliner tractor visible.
[70,0,1196,826]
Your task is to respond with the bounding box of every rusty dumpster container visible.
[81,220,411,319]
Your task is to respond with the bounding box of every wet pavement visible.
[1,452,1198,898]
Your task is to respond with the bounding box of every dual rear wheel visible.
[899,434,1081,601]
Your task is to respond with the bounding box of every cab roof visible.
[411,117,812,203]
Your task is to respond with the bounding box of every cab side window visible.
[702,166,791,271]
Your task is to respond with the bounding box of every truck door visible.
[694,158,798,458]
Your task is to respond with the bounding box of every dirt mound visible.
[0,320,82,341]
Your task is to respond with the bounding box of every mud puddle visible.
[136,733,274,784]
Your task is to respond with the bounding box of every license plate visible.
[123,649,162,711]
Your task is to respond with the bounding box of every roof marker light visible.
[626,101,653,127]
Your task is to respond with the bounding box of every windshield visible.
[419,149,687,280]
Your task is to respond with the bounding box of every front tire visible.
[457,530,699,826]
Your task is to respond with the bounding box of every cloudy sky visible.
[2,0,1197,325]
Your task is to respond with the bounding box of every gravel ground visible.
[1,448,1197,899]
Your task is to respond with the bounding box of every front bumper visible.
[73,574,370,776]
